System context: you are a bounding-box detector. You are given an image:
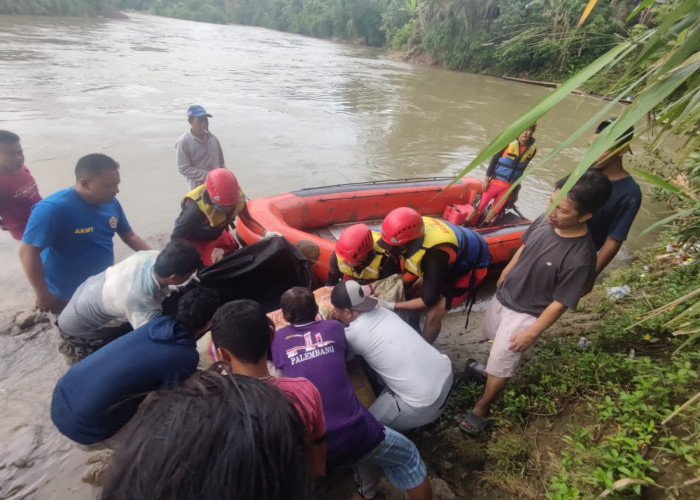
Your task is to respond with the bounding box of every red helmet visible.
[381,207,424,246]
[205,169,239,207]
[336,224,374,264]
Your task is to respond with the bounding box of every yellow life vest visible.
[182,184,246,229]
[403,217,459,277]
[336,232,387,281]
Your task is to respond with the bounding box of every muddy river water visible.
[0,12,665,499]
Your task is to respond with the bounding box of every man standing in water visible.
[0,130,41,240]
[20,154,150,312]
[587,118,642,276]
[175,105,226,190]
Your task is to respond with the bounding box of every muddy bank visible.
[0,311,96,500]
[0,290,498,499]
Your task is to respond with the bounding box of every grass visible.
[446,237,700,499]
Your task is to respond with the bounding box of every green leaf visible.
[628,0,657,22]
[553,58,700,216]
[448,42,632,188]
[628,167,692,199]
[637,206,697,238]
[633,0,698,67]
[658,19,700,75]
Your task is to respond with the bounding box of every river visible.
[0,12,665,500]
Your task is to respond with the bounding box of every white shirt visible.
[345,307,452,408]
[102,250,171,329]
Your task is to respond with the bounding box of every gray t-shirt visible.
[496,215,596,317]
[175,130,225,191]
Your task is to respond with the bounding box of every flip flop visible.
[463,358,487,385]
[459,411,488,435]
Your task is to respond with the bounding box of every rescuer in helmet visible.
[378,207,491,343]
[326,223,398,285]
[171,168,247,266]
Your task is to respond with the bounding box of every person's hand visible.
[35,290,62,313]
[481,178,490,192]
[376,299,395,310]
[211,248,225,263]
[263,231,283,238]
[508,329,538,352]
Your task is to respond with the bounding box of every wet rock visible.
[0,317,14,335]
[14,312,48,330]
[430,477,457,499]
[11,458,33,469]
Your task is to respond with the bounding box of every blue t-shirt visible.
[587,175,641,250]
[50,316,198,445]
[22,187,132,298]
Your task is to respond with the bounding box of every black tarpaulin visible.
[196,236,312,313]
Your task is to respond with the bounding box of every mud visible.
[0,279,503,500]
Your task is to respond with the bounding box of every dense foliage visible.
[138,0,642,80]
[145,0,388,47]
[4,0,643,81]
[447,239,700,498]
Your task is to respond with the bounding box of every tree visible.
[452,0,699,237]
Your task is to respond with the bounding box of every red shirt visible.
[0,165,41,240]
[269,376,326,443]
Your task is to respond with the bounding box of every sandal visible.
[459,411,488,435]
[463,358,487,385]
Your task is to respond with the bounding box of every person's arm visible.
[237,203,268,235]
[216,138,225,168]
[18,243,62,312]
[309,384,327,477]
[311,439,326,478]
[596,236,623,275]
[118,230,151,251]
[172,202,209,240]
[508,300,568,352]
[485,150,502,180]
[326,251,342,285]
[393,249,448,310]
[497,244,524,287]
[596,190,641,275]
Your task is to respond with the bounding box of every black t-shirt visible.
[171,202,213,240]
[496,215,596,317]
[420,248,451,306]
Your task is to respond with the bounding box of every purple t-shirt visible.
[271,320,384,467]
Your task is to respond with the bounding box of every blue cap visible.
[187,105,212,119]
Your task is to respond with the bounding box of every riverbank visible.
[411,236,700,500]
[2,237,696,499]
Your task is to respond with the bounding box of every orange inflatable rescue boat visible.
[236,177,529,282]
